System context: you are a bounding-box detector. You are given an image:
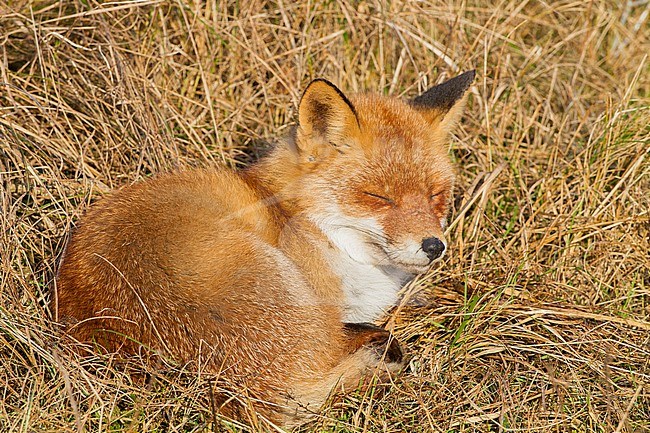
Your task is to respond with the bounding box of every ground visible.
[0,1,648,432]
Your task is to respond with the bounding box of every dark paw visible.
[343,322,404,364]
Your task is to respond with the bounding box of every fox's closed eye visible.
[363,191,395,204]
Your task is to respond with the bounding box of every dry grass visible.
[1,0,649,431]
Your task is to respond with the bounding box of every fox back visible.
[55,71,474,427]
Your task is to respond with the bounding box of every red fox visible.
[55,70,475,426]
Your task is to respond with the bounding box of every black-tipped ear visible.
[410,70,475,111]
[296,79,360,159]
[410,70,475,130]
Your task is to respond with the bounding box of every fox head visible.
[292,71,475,275]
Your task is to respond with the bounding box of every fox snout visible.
[421,237,446,262]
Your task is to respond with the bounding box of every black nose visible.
[422,237,446,261]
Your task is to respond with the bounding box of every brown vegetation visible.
[1,0,648,431]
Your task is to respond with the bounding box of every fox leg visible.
[279,323,405,426]
[342,322,403,364]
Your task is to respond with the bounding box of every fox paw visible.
[343,322,404,364]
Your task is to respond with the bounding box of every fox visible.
[54,70,475,427]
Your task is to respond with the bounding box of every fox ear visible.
[297,79,360,159]
[410,70,475,132]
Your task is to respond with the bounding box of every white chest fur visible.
[332,252,412,322]
[312,213,414,323]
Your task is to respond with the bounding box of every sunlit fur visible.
[55,74,472,427]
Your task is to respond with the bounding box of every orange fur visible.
[55,71,474,427]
